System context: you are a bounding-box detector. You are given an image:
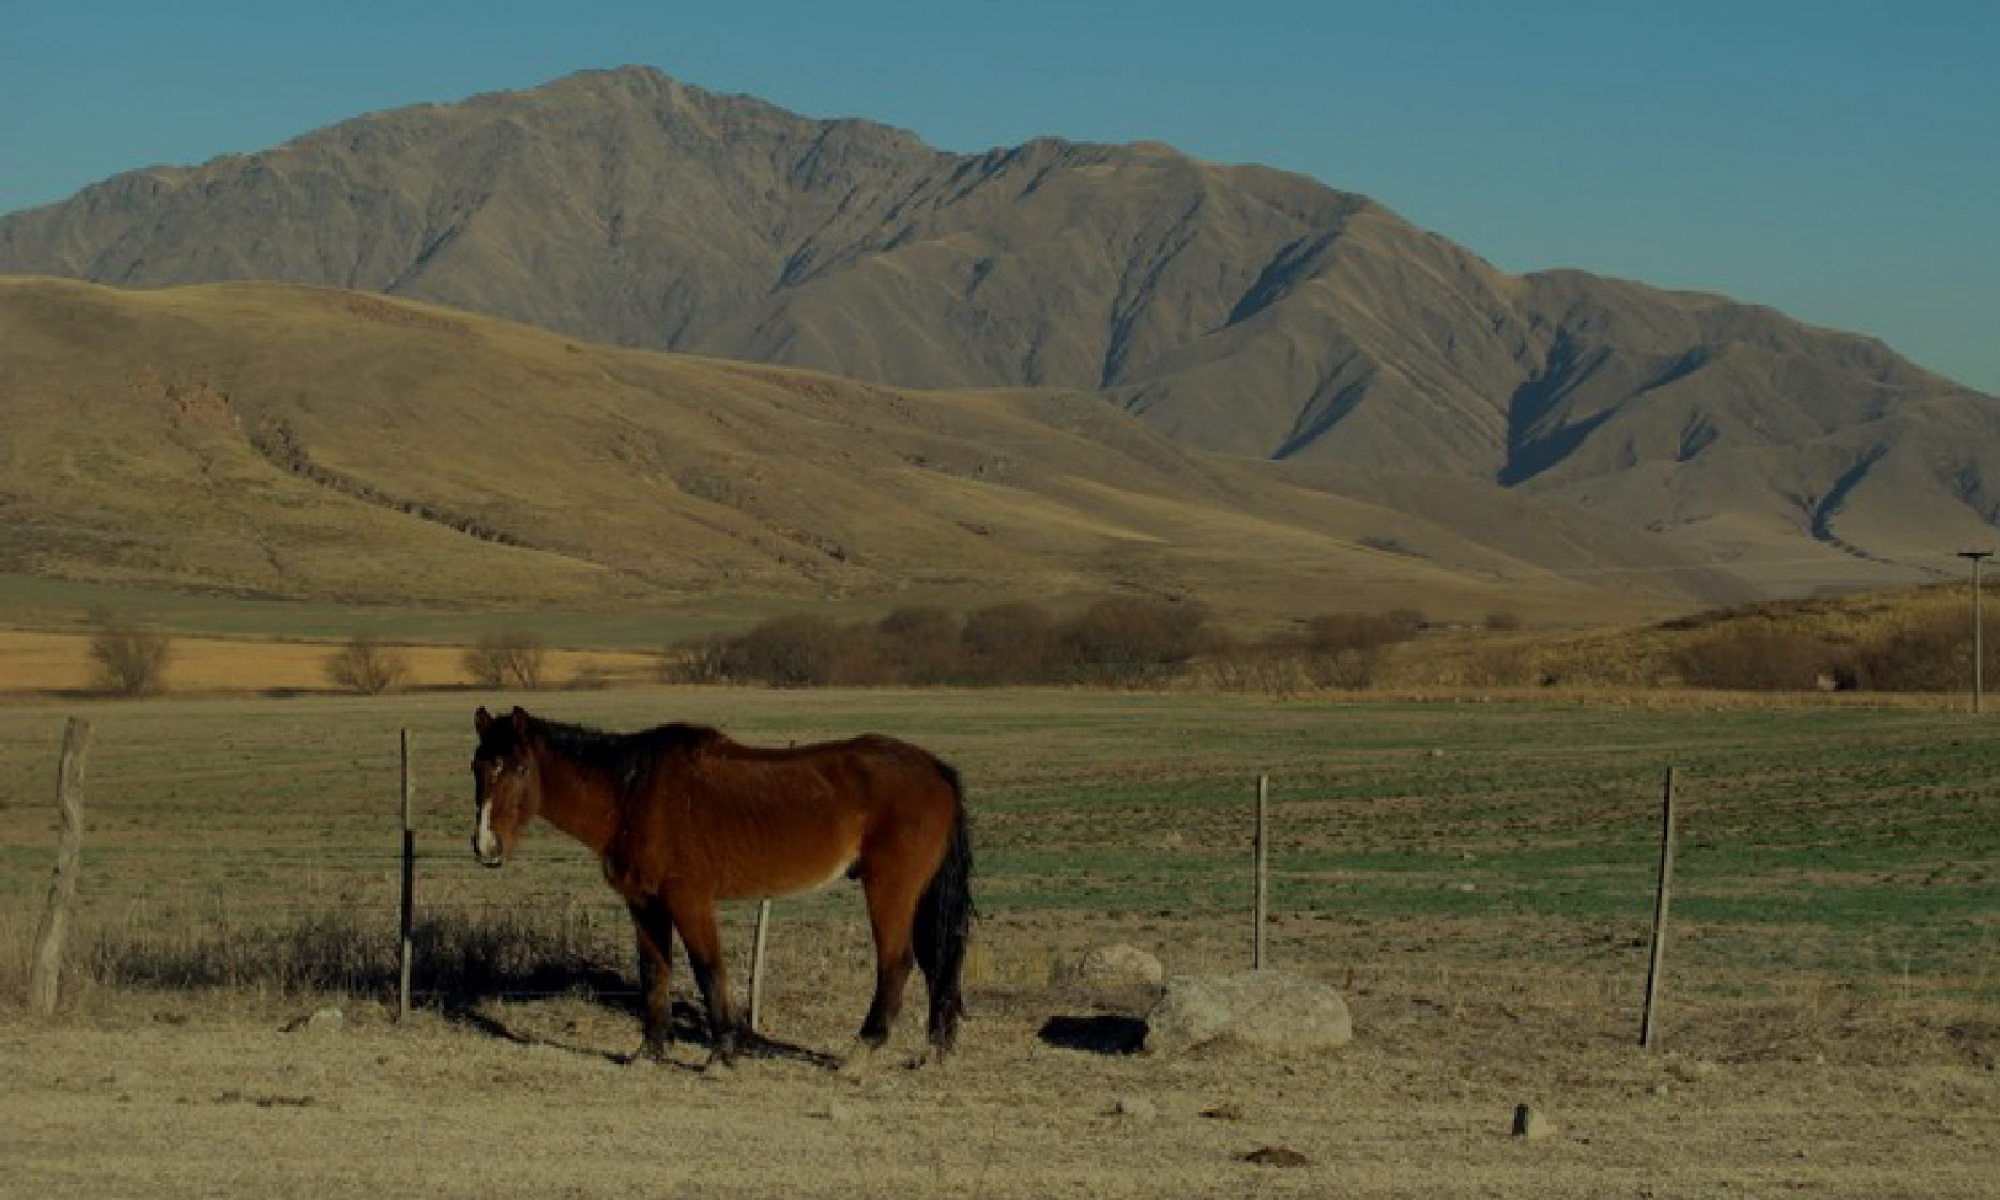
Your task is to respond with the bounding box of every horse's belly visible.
[719,837,859,901]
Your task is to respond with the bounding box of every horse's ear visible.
[511,706,530,739]
[475,707,492,734]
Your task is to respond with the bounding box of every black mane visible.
[528,716,719,799]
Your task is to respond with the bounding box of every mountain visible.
[0,276,1716,621]
[2,66,1996,597]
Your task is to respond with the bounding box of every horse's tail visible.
[914,759,974,1056]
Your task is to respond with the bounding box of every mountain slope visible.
[2,276,1727,619]
[1,67,1995,592]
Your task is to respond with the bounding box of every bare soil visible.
[6,948,1996,1200]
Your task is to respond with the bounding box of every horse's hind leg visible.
[627,899,676,1063]
[668,895,741,1066]
[847,867,924,1070]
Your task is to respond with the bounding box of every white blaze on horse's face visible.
[472,757,514,868]
[475,796,502,867]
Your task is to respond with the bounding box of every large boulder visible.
[1142,971,1353,1057]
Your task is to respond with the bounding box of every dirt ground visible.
[6,955,1996,1200]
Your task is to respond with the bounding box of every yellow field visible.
[0,627,658,695]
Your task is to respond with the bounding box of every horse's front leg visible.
[669,894,741,1067]
[627,899,677,1063]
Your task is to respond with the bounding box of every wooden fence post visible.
[748,899,773,1034]
[1640,766,1679,1049]
[28,718,91,1015]
[397,729,416,1022]
[1253,774,1270,970]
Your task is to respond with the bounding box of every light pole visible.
[1959,550,1993,714]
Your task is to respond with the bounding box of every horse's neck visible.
[535,758,621,854]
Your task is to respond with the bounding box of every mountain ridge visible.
[2,66,1995,599]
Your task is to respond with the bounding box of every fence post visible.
[1253,774,1270,970]
[398,729,416,1022]
[748,899,773,1034]
[1640,766,1679,1049]
[28,718,91,1015]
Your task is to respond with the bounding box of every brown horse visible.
[469,706,973,1068]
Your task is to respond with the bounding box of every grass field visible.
[4,686,1996,1200]
[2,686,1992,1009]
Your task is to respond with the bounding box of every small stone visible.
[1242,1146,1311,1168]
[1074,945,1165,989]
[281,1006,345,1034]
[1512,1104,1555,1140]
[1201,1102,1245,1121]
[1112,1095,1158,1119]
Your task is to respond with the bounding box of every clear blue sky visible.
[5,0,1996,392]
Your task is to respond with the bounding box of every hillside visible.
[2,67,1995,596]
[0,276,1719,621]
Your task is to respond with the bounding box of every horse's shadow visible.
[443,990,838,1071]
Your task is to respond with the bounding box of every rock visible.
[1073,944,1165,989]
[1241,1146,1311,1168]
[1143,971,1353,1057]
[1511,1104,1555,1140]
[1111,1095,1158,1119]
[281,1006,345,1034]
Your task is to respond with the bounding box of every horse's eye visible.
[514,763,528,776]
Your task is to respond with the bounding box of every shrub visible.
[1052,598,1213,685]
[960,601,1058,684]
[724,615,882,687]
[1484,609,1524,633]
[876,606,961,684]
[86,610,172,696]
[1672,624,1830,691]
[463,631,548,690]
[323,635,410,695]
[1845,609,2000,693]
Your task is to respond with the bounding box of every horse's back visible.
[628,729,958,900]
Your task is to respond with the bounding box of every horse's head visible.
[471,705,542,868]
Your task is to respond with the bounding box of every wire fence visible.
[3,696,1995,1022]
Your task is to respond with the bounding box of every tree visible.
[324,635,411,695]
[463,631,548,690]
[87,611,172,697]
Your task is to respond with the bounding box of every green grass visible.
[1,688,1994,1003]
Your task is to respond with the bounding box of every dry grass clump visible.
[4,902,633,1011]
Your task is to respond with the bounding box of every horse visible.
[469,705,973,1069]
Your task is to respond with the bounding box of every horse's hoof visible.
[836,1040,878,1079]
[630,1035,674,1065]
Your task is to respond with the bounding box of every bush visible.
[87,610,172,696]
[1845,609,2000,693]
[723,615,881,687]
[463,631,548,690]
[323,635,410,695]
[960,601,1058,684]
[1052,598,1213,685]
[876,606,961,684]
[1672,625,1831,691]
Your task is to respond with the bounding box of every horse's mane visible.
[527,716,722,798]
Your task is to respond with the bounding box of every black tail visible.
[914,761,974,1056]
